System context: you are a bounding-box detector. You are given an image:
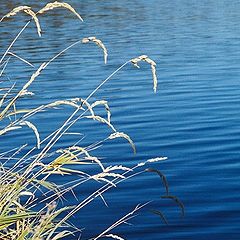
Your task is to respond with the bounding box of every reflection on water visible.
[1,1,240,239]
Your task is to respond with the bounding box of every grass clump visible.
[0,2,182,239]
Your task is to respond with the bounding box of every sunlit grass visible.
[0,2,182,239]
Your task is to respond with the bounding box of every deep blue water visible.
[1,0,240,239]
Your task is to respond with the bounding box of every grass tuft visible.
[0,2,183,239]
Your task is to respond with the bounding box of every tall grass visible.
[0,2,183,239]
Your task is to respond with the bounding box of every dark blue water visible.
[1,0,240,239]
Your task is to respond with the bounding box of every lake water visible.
[1,0,240,239]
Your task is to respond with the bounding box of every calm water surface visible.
[1,0,240,239]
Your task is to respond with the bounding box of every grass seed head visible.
[131,55,158,93]
[91,100,111,122]
[0,6,31,22]
[82,36,108,64]
[147,157,168,163]
[23,9,42,37]
[38,1,83,21]
[103,234,126,240]
[109,132,136,154]
[19,121,40,149]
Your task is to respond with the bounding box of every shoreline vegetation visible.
[0,2,182,239]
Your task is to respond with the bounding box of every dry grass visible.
[0,6,31,22]
[0,1,83,38]
[37,1,83,21]
[0,2,183,239]
[23,8,42,37]
[82,36,108,64]
[108,132,136,154]
[91,100,111,122]
[85,115,116,132]
[0,6,41,37]
[19,121,40,149]
[131,55,158,93]
[103,234,126,240]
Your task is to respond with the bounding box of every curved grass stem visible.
[0,21,31,65]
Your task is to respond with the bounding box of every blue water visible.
[1,0,240,239]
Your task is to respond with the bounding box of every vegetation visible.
[0,2,182,239]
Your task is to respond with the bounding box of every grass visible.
[0,2,183,239]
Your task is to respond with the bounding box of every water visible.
[1,0,240,239]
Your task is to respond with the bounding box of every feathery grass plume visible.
[91,100,111,122]
[38,1,83,21]
[103,234,125,240]
[23,9,42,37]
[84,156,105,171]
[19,90,34,97]
[19,121,40,149]
[137,161,146,167]
[0,62,46,120]
[85,115,116,132]
[137,156,167,167]
[92,172,125,187]
[82,37,108,64]
[0,6,31,22]
[146,58,157,92]
[24,62,46,90]
[67,146,90,155]
[0,6,41,37]
[94,172,125,179]
[81,98,95,116]
[92,177,117,187]
[47,98,83,109]
[130,55,148,68]
[131,55,158,93]
[108,132,136,154]
[104,165,132,173]
[161,195,185,217]
[147,156,168,163]
[57,146,105,171]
